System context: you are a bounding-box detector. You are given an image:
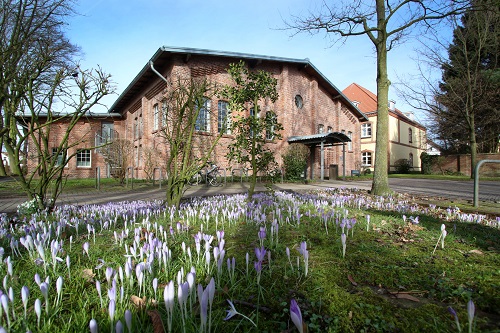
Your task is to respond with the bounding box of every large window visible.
[76,149,91,168]
[218,100,230,134]
[195,98,211,132]
[361,123,372,138]
[265,111,277,140]
[347,131,352,151]
[361,152,372,166]
[408,128,413,143]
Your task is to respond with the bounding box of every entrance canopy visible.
[287,132,350,180]
[287,132,350,146]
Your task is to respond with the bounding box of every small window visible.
[195,98,211,132]
[76,149,91,168]
[218,100,231,134]
[361,123,371,138]
[409,153,414,167]
[52,148,66,167]
[295,95,303,109]
[361,152,372,166]
[161,99,167,127]
[327,126,333,133]
[153,104,159,131]
[347,131,352,151]
[408,128,413,143]
[318,124,324,134]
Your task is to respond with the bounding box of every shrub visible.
[420,152,434,174]
[282,144,310,180]
[394,159,411,174]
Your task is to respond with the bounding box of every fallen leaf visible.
[131,295,146,309]
[148,310,164,333]
[81,269,95,283]
[348,275,358,286]
[469,249,483,255]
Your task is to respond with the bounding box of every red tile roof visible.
[342,83,425,129]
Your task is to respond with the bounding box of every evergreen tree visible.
[436,0,500,169]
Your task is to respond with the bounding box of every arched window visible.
[195,98,211,132]
[265,111,277,140]
[218,100,230,134]
[408,128,413,143]
[409,153,414,167]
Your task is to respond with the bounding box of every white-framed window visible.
[249,107,260,138]
[153,103,159,131]
[408,128,413,143]
[361,152,372,166]
[195,98,211,132]
[361,123,372,138]
[52,148,66,167]
[327,126,332,133]
[265,111,277,140]
[318,124,324,134]
[76,149,91,168]
[347,131,352,151]
[218,100,231,134]
[161,99,167,127]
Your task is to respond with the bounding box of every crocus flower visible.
[89,318,98,333]
[341,233,347,258]
[0,295,10,327]
[448,306,461,332]
[35,298,41,327]
[290,299,303,333]
[56,276,63,305]
[224,300,257,327]
[21,286,29,318]
[109,299,116,323]
[467,300,475,333]
[116,320,123,333]
[125,309,132,333]
[83,242,90,257]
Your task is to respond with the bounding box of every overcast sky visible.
[66,0,448,122]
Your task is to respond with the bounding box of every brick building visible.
[343,83,427,172]
[28,47,368,180]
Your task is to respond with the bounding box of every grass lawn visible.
[1,188,498,332]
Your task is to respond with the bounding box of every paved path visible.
[1,178,498,214]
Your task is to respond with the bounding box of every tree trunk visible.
[166,177,185,208]
[0,137,6,176]
[469,115,477,179]
[371,0,392,196]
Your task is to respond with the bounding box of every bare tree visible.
[16,66,112,211]
[0,0,80,176]
[100,138,134,184]
[155,77,223,207]
[286,0,470,195]
[397,0,499,176]
[142,146,161,182]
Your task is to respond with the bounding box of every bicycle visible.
[188,162,222,186]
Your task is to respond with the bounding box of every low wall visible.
[431,153,500,177]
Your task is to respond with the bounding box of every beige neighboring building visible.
[343,83,427,172]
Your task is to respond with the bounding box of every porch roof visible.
[287,132,350,147]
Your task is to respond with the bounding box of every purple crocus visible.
[341,233,347,258]
[89,318,98,333]
[255,247,266,262]
[467,300,475,333]
[447,306,461,332]
[83,242,90,257]
[290,299,303,333]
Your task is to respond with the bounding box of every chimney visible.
[389,100,396,111]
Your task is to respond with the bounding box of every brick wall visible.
[431,153,500,177]
[30,53,363,180]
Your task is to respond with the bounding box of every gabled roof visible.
[342,83,425,130]
[109,46,368,122]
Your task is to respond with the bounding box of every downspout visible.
[150,61,169,84]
